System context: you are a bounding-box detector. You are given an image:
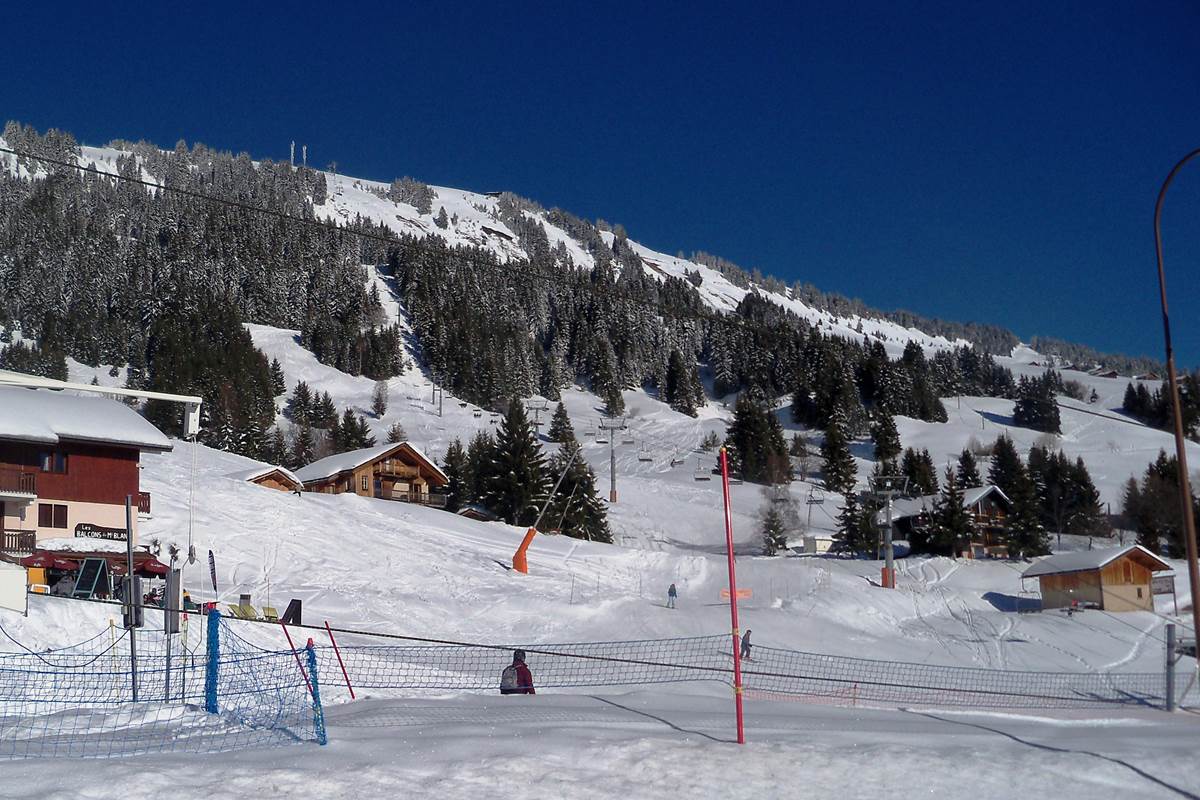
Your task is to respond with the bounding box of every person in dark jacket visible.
[667,583,677,609]
[740,629,752,661]
[500,649,536,695]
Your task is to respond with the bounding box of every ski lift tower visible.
[869,475,908,589]
[525,398,549,435]
[599,416,626,503]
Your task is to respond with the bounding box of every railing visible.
[383,490,448,508]
[0,530,36,556]
[0,469,35,496]
[136,492,151,515]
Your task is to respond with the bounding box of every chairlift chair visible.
[693,459,712,481]
[637,442,653,462]
[473,409,482,418]
[595,428,609,444]
[670,456,685,467]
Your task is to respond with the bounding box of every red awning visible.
[50,557,79,570]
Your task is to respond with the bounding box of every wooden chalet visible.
[0,386,170,558]
[227,465,303,493]
[1022,545,1172,612]
[295,442,449,507]
[887,485,1012,558]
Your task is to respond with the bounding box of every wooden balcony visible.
[374,461,420,479]
[0,468,36,497]
[1,530,36,556]
[379,489,447,508]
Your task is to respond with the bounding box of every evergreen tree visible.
[386,421,408,443]
[956,449,983,488]
[547,401,576,444]
[287,381,312,424]
[371,380,389,417]
[269,359,286,397]
[930,469,972,555]
[290,423,315,468]
[987,436,1023,497]
[1005,468,1048,558]
[821,423,857,494]
[481,399,549,526]
[900,448,938,495]
[266,426,288,466]
[663,350,702,417]
[543,442,611,542]
[725,394,791,484]
[836,491,874,555]
[312,392,337,429]
[761,504,789,555]
[870,408,902,464]
[464,431,495,506]
[441,439,467,513]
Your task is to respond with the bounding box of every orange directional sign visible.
[720,588,753,600]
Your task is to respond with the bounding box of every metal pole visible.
[1153,147,1200,664]
[610,432,616,503]
[719,447,746,745]
[125,495,138,702]
[884,497,895,589]
[1165,623,1177,712]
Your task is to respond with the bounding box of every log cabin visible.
[887,485,1012,558]
[227,465,303,493]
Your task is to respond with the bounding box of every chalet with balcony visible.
[294,442,449,507]
[0,386,171,557]
[885,485,1013,558]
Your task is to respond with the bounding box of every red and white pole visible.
[719,447,746,745]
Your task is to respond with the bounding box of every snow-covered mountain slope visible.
[3,137,971,357]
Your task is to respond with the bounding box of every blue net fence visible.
[0,612,324,760]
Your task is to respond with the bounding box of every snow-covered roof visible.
[884,485,1011,523]
[294,442,448,484]
[1022,545,1172,579]
[0,386,171,452]
[226,465,302,487]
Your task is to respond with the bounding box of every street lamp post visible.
[1152,147,1200,663]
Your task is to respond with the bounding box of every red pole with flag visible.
[719,447,746,745]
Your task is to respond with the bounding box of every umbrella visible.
[50,557,79,571]
[19,553,55,569]
[137,559,170,576]
[108,561,127,575]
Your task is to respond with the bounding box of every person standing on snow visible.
[667,583,677,609]
[499,649,536,695]
[740,629,752,661]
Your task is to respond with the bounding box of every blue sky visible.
[4,1,1199,363]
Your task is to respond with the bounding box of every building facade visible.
[295,442,449,507]
[0,387,171,556]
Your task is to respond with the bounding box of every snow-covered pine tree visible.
[820,423,856,494]
[547,401,576,444]
[760,504,788,555]
[287,381,312,424]
[870,408,901,464]
[290,423,315,468]
[481,399,549,526]
[956,449,983,488]
[930,468,971,555]
[385,422,408,443]
[441,439,467,513]
[269,358,286,397]
[543,442,611,542]
[371,380,389,418]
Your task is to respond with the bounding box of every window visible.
[361,475,368,492]
[1137,588,1143,599]
[38,452,67,473]
[38,503,67,529]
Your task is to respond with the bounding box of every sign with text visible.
[720,588,753,600]
[75,523,128,541]
[1152,575,1175,596]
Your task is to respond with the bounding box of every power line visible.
[3,144,1183,440]
[0,144,758,337]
